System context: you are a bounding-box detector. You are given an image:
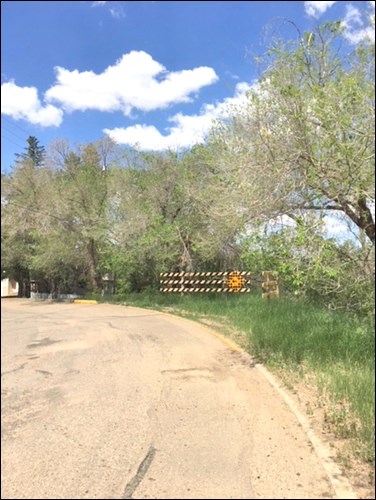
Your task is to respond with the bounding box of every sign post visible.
[261,271,279,299]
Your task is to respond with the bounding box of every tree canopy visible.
[209,21,375,244]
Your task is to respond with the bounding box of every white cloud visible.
[342,3,375,44]
[92,1,125,19]
[305,1,375,44]
[304,1,336,18]
[45,51,218,115]
[109,5,125,19]
[1,81,63,127]
[104,82,252,151]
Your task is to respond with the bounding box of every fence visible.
[160,270,279,297]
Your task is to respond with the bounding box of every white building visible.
[1,278,19,297]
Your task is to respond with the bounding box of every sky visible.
[2,0,374,170]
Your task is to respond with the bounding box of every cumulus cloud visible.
[1,81,63,126]
[304,1,336,18]
[342,2,375,44]
[104,82,252,151]
[92,1,107,6]
[45,51,218,115]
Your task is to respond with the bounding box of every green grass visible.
[90,290,375,464]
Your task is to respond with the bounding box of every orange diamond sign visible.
[226,271,246,292]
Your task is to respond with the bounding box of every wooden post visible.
[261,271,279,299]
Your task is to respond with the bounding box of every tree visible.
[240,219,375,314]
[104,150,195,291]
[15,136,46,167]
[50,141,110,291]
[101,145,248,293]
[95,136,119,171]
[211,21,375,245]
[2,137,114,296]
[1,136,50,295]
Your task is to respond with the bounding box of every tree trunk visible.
[341,198,375,246]
[87,238,100,290]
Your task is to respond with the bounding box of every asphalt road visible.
[1,299,354,499]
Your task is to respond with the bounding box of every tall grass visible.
[94,291,375,463]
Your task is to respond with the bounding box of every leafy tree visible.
[50,141,110,291]
[104,151,192,291]
[2,137,113,295]
[180,143,248,270]
[211,21,375,245]
[203,19,375,314]
[2,136,50,295]
[240,220,375,314]
[101,145,248,293]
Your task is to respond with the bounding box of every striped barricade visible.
[160,270,279,297]
[160,271,252,293]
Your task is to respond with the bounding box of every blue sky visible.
[1,0,375,177]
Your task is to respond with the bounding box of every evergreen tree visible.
[15,136,46,167]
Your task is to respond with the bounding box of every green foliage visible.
[15,136,46,167]
[211,21,375,245]
[2,138,113,294]
[240,223,374,315]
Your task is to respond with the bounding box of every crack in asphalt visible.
[35,369,52,377]
[1,363,27,377]
[161,367,210,374]
[27,337,62,349]
[122,445,156,499]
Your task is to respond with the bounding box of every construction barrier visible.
[160,270,279,297]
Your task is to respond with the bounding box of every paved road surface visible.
[1,299,353,499]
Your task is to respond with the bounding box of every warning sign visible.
[225,271,246,292]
